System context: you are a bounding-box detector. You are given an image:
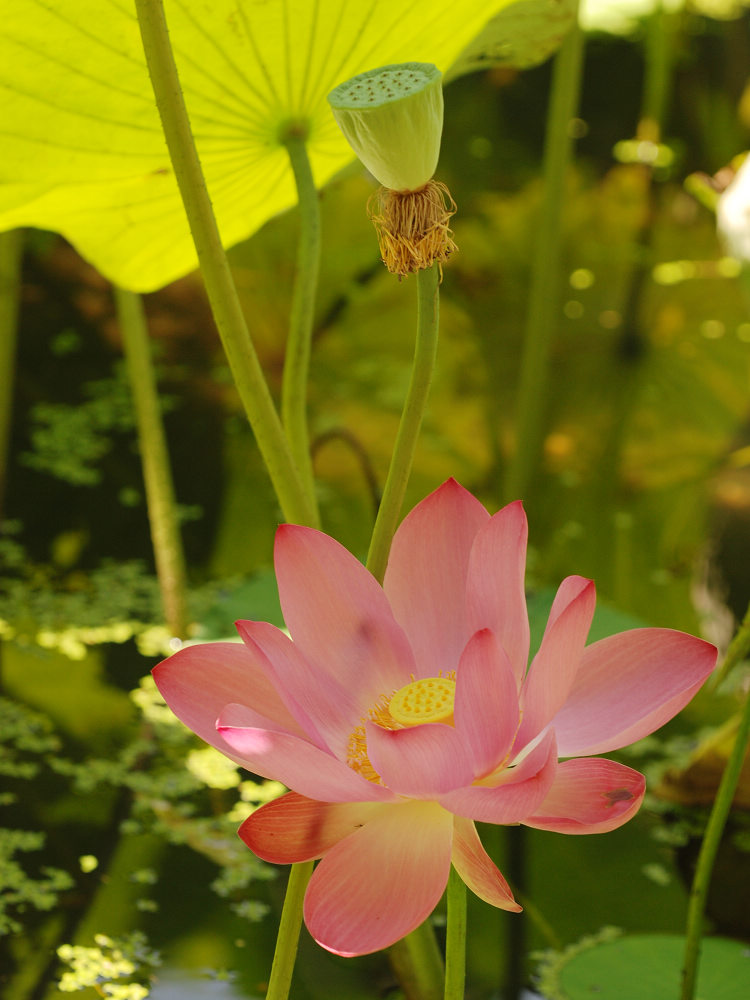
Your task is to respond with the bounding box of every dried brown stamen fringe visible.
[368,179,458,279]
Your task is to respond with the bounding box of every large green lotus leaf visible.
[541,933,750,1000]
[446,0,576,80]
[0,0,517,291]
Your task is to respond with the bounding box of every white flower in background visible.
[580,0,682,34]
[717,157,750,262]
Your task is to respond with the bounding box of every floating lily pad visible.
[538,932,750,1000]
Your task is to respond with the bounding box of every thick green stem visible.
[681,684,750,999]
[114,287,189,639]
[366,264,440,583]
[504,7,584,502]
[266,860,314,1000]
[712,593,750,691]
[444,867,467,1000]
[134,0,317,528]
[389,918,445,1000]
[281,131,321,516]
[642,4,673,130]
[0,229,23,520]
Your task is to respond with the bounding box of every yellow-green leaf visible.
[0,0,514,291]
[446,0,576,80]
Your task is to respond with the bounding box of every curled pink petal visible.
[218,708,394,803]
[439,731,558,823]
[466,501,530,686]
[274,524,415,702]
[240,792,385,863]
[452,816,521,911]
[153,642,304,761]
[384,479,489,676]
[454,629,521,778]
[304,801,453,956]
[524,758,645,834]
[517,576,595,747]
[237,619,356,756]
[552,628,717,756]
[365,721,474,797]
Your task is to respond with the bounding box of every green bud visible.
[328,63,443,192]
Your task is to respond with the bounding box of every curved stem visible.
[681,685,750,999]
[134,0,317,528]
[389,918,445,1000]
[0,229,23,520]
[311,427,382,517]
[266,860,314,1000]
[281,132,321,516]
[366,264,440,583]
[710,583,750,691]
[114,287,189,639]
[504,6,584,502]
[444,867,467,1000]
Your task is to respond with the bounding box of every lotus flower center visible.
[387,677,456,726]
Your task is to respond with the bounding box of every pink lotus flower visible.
[153,480,717,957]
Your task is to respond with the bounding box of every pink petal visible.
[383,479,489,676]
[516,577,595,748]
[274,524,415,703]
[439,730,558,823]
[152,642,304,762]
[465,501,530,685]
[365,721,474,797]
[218,705,394,803]
[274,524,414,711]
[451,816,522,911]
[552,628,717,757]
[239,792,385,863]
[454,629,521,778]
[502,728,558,784]
[236,620,357,757]
[524,758,645,834]
[304,801,454,956]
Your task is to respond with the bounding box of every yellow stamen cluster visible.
[368,180,457,278]
[347,674,456,783]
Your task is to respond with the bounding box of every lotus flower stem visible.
[681,680,750,999]
[389,918,444,1000]
[114,287,189,640]
[266,860,314,1000]
[0,228,22,520]
[134,0,318,529]
[281,130,321,517]
[366,263,440,584]
[504,6,584,502]
[444,866,467,1000]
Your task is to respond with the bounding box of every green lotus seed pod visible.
[328,63,443,193]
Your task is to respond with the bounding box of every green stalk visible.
[366,264,440,583]
[642,4,673,129]
[134,0,317,528]
[504,7,584,502]
[113,287,189,639]
[444,867,467,1000]
[389,918,445,1000]
[681,683,750,999]
[266,860,314,1000]
[363,262,443,994]
[0,229,23,519]
[280,131,321,516]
